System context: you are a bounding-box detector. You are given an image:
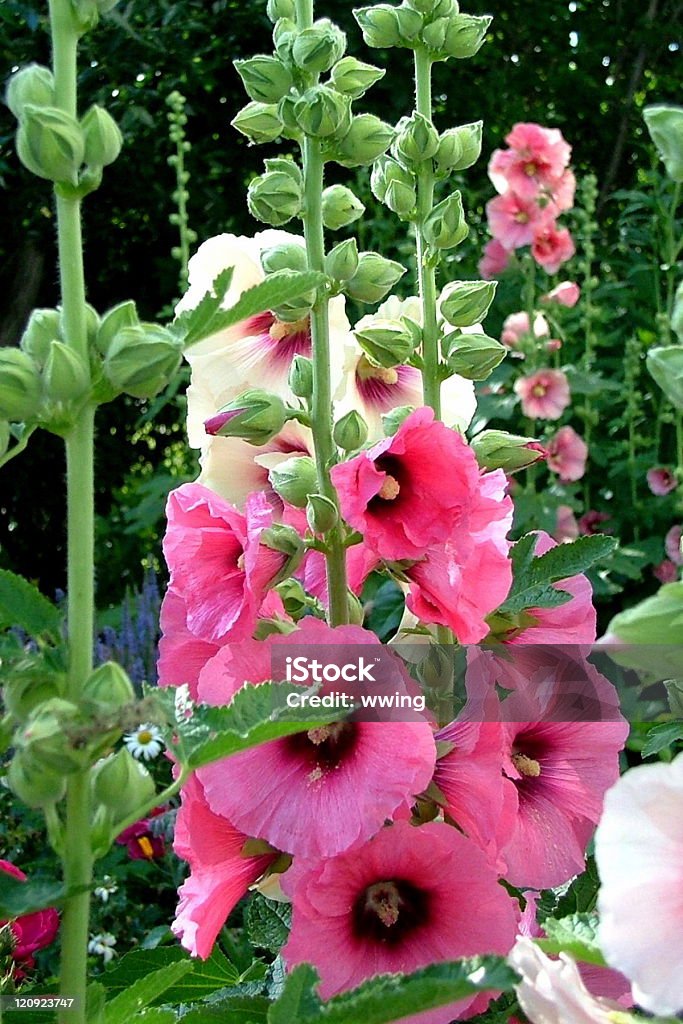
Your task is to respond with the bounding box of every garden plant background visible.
[0,1,683,1023]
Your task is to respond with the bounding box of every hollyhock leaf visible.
[538,913,607,967]
[103,961,194,1024]
[101,946,239,1004]
[0,874,67,918]
[501,535,616,616]
[128,1011,176,1024]
[647,345,683,410]
[181,995,271,1023]
[171,266,234,345]
[268,964,321,1024]
[0,568,61,639]
[641,720,683,758]
[246,895,292,955]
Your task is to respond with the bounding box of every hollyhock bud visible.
[274,577,308,618]
[95,300,139,356]
[325,238,359,282]
[233,55,294,104]
[231,101,283,144]
[260,241,307,277]
[92,749,155,816]
[471,429,546,472]
[381,404,414,434]
[3,673,65,722]
[293,86,351,139]
[392,112,440,167]
[442,330,506,380]
[266,0,295,19]
[0,349,42,422]
[292,19,346,74]
[18,698,85,774]
[541,280,581,307]
[205,388,288,446]
[7,750,66,808]
[334,409,369,450]
[354,5,423,48]
[259,523,304,582]
[43,340,90,403]
[306,493,339,534]
[643,104,683,182]
[81,104,122,167]
[330,56,384,98]
[371,156,416,207]
[423,191,468,249]
[345,251,406,303]
[247,169,302,226]
[421,16,451,51]
[647,466,678,496]
[268,455,317,508]
[104,323,182,399]
[321,183,365,228]
[354,318,416,368]
[439,279,496,328]
[82,662,135,712]
[443,13,492,58]
[335,113,394,167]
[434,121,482,175]
[16,105,84,184]
[289,354,313,399]
[19,308,61,366]
[6,64,54,121]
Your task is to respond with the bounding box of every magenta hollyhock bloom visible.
[196,618,436,859]
[501,311,550,349]
[531,223,576,274]
[486,191,549,250]
[554,504,579,543]
[489,123,571,202]
[541,281,581,307]
[404,469,514,643]
[578,509,611,535]
[546,425,588,482]
[0,861,59,972]
[282,820,519,1020]
[647,466,677,496]
[163,482,288,643]
[172,774,276,958]
[653,559,678,583]
[665,524,683,564]
[514,369,570,420]
[116,807,167,861]
[479,238,512,279]
[330,407,489,562]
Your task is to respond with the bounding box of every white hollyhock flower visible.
[510,937,621,1024]
[595,751,683,1017]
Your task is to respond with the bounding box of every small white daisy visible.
[88,933,117,963]
[123,723,164,761]
[94,876,118,903]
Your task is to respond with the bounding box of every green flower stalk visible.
[167,91,197,296]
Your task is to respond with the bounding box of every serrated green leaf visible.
[87,981,107,1024]
[0,568,62,638]
[131,1011,178,1024]
[537,913,606,967]
[246,895,292,955]
[101,946,239,1006]
[104,961,194,1024]
[642,720,683,758]
[181,995,270,1024]
[268,964,321,1024]
[170,266,233,346]
[500,534,617,616]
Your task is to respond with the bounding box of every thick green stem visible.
[414,47,440,417]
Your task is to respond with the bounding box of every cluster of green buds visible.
[437,279,506,380]
[167,91,198,292]
[355,0,491,62]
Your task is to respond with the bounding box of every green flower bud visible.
[347,590,365,626]
[470,430,546,473]
[205,388,288,446]
[647,345,683,411]
[263,156,303,188]
[354,318,416,368]
[259,523,305,585]
[231,101,283,144]
[82,662,135,712]
[333,409,369,450]
[267,0,295,20]
[335,113,394,167]
[371,156,416,219]
[422,191,468,249]
[96,300,139,356]
[70,0,101,33]
[104,323,182,399]
[442,330,506,380]
[6,64,55,121]
[3,673,66,722]
[269,455,318,508]
[393,113,440,167]
[382,404,415,435]
[92,748,155,816]
[321,184,366,229]
[408,0,454,13]
[80,104,123,167]
[605,581,683,649]
[292,19,346,74]
[0,349,43,422]
[442,13,492,59]
[18,697,85,774]
[643,104,683,182]
[248,169,303,226]
[234,55,294,104]
[0,421,9,458]
[326,238,359,282]
[20,308,61,367]
[8,750,66,808]
[672,280,683,344]
[271,295,316,323]
[274,578,309,619]
[354,4,423,48]
[431,0,458,14]
[16,105,85,185]
[261,241,308,276]
[294,86,351,139]
[43,341,90,404]
[306,493,338,534]
[277,93,301,138]
[439,279,497,328]
[345,252,406,304]
[289,355,314,399]
[330,56,385,98]
[421,15,450,51]
[434,121,482,176]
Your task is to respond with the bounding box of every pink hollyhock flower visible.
[157,589,221,699]
[486,191,549,250]
[282,820,520,1021]
[0,861,59,973]
[596,751,683,1016]
[501,311,550,349]
[653,558,678,583]
[546,425,588,482]
[647,466,677,496]
[578,509,611,535]
[542,280,581,307]
[197,618,436,859]
[489,123,571,201]
[172,774,276,958]
[531,223,576,274]
[514,369,570,419]
[554,504,579,543]
[163,483,288,643]
[116,807,167,861]
[404,469,514,643]
[665,524,683,564]
[330,407,488,562]
[479,238,512,279]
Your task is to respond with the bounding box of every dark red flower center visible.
[352,878,430,945]
[287,722,358,782]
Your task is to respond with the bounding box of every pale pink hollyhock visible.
[578,509,611,535]
[531,223,576,274]
[172,774,276,958]
[486,191,549,250]
[331,407,486,562]
[489,123,571,201]
[197,618,436,859]
[514,369,570,419]
[500,311,549,349]
[542,280,581,307]
[0,861,59,973]
[282,820,520,1022]
[647,465,677,496]
[163,483,287,643]
[596,751,683,1016]
[653,558,678,583]
[554,504,580,543]
[550,168,577,213]
[665,524,683,564]
[479,238,512,279]
[546,425,588,482]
